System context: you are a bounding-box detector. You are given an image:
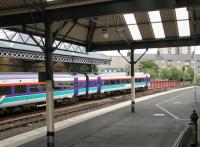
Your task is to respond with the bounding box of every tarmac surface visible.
[15,87,200,146]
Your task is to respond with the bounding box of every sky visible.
[97,49,158,56]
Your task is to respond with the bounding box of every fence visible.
[150,80,180,89]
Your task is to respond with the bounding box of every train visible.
[0,72,150,113]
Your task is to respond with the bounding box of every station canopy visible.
[0,0,200,52]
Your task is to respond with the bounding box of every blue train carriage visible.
[84,73,101,95]
[0,72,86,113]
[99,72,131,93]
[99,72,150,94]
[0,72,46,113]
[135,72,150,90]
[53,73,86,99]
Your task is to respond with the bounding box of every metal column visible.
[130,49,135,112]
[44,22,55,147]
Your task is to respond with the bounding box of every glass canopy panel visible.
[175,8,189,20]
[123,13,142,40]
[177,20,190,37]
[175,7,190,37]
[123,14,137,24]
[151,23,165,38]
[148,11,165,39]
[148,11,162,22]
[128,25,142,40]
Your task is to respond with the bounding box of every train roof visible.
[98,72,149,77]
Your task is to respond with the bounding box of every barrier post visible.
[190,110,199,146]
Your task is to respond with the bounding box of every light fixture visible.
[102,28,109,39]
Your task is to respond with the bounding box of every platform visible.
[1,86,200,147]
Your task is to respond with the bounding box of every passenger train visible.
[0,72,150,113]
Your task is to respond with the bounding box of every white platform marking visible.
[0,86,193,147]
[173,101,182,104]
[156,91,192,120]
[153,113,165,116]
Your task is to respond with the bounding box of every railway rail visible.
[0,87,181,140]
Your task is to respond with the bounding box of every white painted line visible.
[0,86,193,147]
[153,113,165,116]
[156,104,180,119]
[173,101,182,104]
[156,91,193,120]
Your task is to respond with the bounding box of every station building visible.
[98,47,200,75]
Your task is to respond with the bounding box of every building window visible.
[168,48,171,54]
[187,47,191,54]
[175,47,179,54]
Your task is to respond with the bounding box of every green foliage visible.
[160,68,170,80]
[168,66,183,80]
[183,66,194,81]
[138,60,159,79]
[159,66,194,81]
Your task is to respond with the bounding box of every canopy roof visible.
[0,0,200,51]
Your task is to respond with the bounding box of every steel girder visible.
[0,0,199,27]
[0,47,110,65]
[91,37,200,51]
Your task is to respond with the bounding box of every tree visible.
[168,66,182,80]
[138,60,159,79]
[183,66,194,81]
[160,68,170,80]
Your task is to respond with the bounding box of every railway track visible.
[0,87,181,140]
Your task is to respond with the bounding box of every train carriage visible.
[0,72,150,113]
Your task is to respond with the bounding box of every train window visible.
[0,86,11,95]
[29,84,39,92]
[39,85,46,91]
[65,82,74,89]
[54,87,61,90]
[15,85,27,94]
[126,80,130,84]
[116,80,120,84]
[121,80,125,84]
[102,80,109,86]
[110,80,115,85]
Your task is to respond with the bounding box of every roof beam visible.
[86,18,97,52]
[91,37,200,51]
[0,0,200,27]
[53,20,68,41]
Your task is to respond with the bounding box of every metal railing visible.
[173,111,198,147]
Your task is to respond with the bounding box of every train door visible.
[74,77,79,96]
[97,76,101,93]
[144,76,149,88]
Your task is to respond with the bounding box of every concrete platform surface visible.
[15,87,200,147]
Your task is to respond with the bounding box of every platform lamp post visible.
[130,49,135,112]
[44,22,55,147]
[194,45,197,104]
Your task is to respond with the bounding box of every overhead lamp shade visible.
[102,28,109,39]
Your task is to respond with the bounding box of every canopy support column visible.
[130,49,135,112]
[44,22,55,147]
